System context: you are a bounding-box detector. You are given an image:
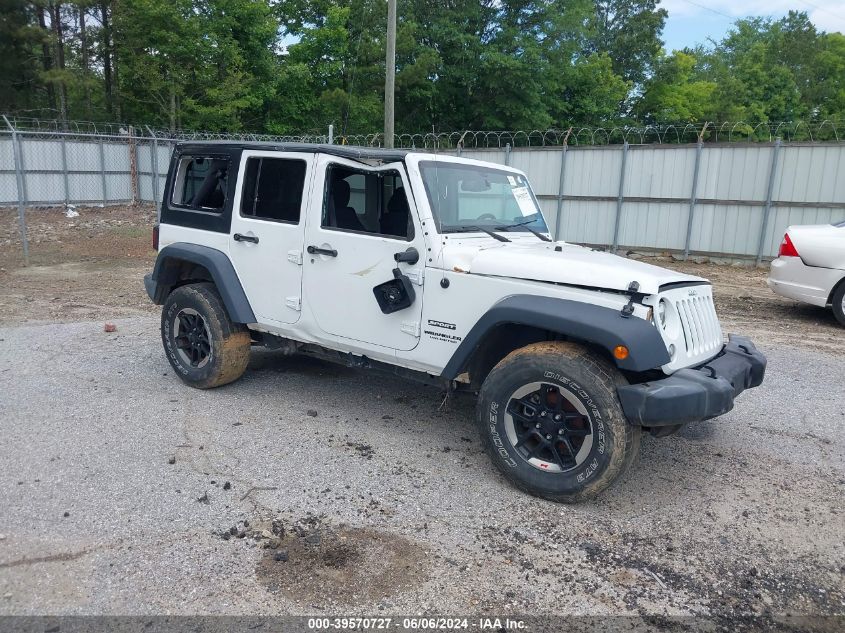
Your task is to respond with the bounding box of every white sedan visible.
[767,220,845,326]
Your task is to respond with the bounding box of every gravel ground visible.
[1,206,843,628]
[0,317,842,625]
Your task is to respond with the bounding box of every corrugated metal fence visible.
[459,142,845,263]
[2,127,843,262]
[0,129,170,208]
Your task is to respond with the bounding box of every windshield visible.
[419,161,549,234]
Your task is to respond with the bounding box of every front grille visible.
[676,294,722,357]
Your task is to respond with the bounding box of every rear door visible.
[228,151,315,325]
[302,155,425,351]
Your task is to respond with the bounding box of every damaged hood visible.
[440,239,707,295]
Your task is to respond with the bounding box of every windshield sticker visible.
[512,186,536,216]
[507,175,517,186]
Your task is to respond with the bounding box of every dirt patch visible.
[252,515,428,607]
[0,205,157,325]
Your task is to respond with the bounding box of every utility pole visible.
[384,0,396,148]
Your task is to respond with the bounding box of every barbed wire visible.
[1,115,842,147]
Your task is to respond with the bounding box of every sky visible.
[660,0,845,51]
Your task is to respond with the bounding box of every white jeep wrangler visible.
[145,143,766,502]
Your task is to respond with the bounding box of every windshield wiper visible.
[495,219,552,242]
[451,225,511,242]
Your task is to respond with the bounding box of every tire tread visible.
[478,341,639,503]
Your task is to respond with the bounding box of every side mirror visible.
[372,268,417,314]
[393,247,419,264]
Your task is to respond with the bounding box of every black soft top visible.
[174,141,410,164]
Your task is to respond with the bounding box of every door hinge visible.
[285,296,302,311]
[404,268,424,286]
[287,250,303,265]
[401,320,421,337]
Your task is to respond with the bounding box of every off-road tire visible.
[477,341,640,503]
[161,283,251,389]
[832,281,845,327]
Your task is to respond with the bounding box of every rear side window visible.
[172,156,229,212]
[240,157,307,223]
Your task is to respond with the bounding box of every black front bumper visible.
[617,335,766,427]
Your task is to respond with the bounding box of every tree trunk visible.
[51,1,69,127]
[113,41,121,120]
[169,88,176,132]
[36,4,56,115]
[100,1,113,116]
[79,3,91,116]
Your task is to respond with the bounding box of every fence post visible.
[3,115,29,265]
[328,124,334,145]
[146,126,160,204]
[98,139,108,205]
[60,134,70,204]
[756,138,782,266]
[128,125,139,204]
[553,128,573,241]
[456,131,468,157]
[504,143,511,166]
[683,139,705,260]
[554,144,568,241]
[611,142,629,252]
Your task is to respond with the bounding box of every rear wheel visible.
[161,283,251,388]
[477,341,639,503]
[832,282,845,327]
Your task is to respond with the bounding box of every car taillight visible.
[778,232,799,258]
[152,224,160,251]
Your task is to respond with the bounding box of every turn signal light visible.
[778,232,799,258]
[613,345,629,360]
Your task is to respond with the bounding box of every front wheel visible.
[477,341,640,503]
[161,283,251,389]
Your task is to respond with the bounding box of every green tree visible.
[114,0,278,131]
[688,12,842,124]
[0,0,44,114]
[635,51,716,123]
[587,0,667,85]
[811,32,845,120]
[1,2,842,135]
[551,53,630,125]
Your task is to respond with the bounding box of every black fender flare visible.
[145,243,256,324]
[440,295,670,378]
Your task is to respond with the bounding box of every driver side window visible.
[322,166,414,241]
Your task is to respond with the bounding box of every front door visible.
[302,156,425,351]
[228,150,314,325]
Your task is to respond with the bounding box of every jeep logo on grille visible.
[688,289,699,296]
